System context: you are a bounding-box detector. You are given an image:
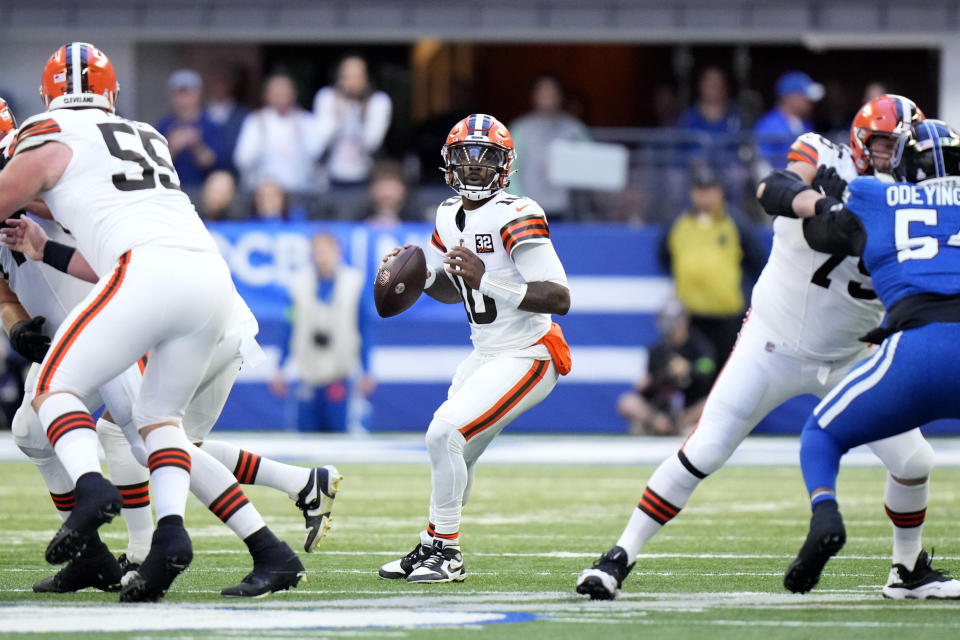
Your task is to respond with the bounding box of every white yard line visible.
[5,432,960,466]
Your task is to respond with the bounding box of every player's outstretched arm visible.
[0,278,49,363]
[1,217,99,283]
[0,142,71,222]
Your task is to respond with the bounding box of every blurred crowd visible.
[155,54,885,232]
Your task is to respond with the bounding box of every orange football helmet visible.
[441,114,516,201]
[850,94,924,174]
[0,97,16,137]
[40,42,118,113]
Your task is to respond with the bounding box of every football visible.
[374,245,427,317]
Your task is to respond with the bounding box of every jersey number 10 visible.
[97,122,181,192]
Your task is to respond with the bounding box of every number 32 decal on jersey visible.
[97,122,181,192]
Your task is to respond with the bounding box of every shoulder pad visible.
[10,112,63,158]
[788,133,823,167]
[499,206,550,255]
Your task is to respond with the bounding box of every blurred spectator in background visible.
[360,160,420,226]
[252,179,308,222]
[676,67,741,143]
[618,299,717,436]
[675,67,747,202]
[205,68,250,176]
[270,233,374,432]
[314,55,393,189]
[198,170,244,220]
[660,165,764,364]
[753,71,823,170]
[155,69,222,197]
[234,73,322,198]
[652,83,681,127]
[509,73,590,219]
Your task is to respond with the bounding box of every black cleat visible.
[379,531,433,579]
[33,533,121,593]
[46,473,122,565]
[119,520,193,603]
[576,546,635,600]
[116,553,140,584]
[784,500,846,594]
[221,541,306,598]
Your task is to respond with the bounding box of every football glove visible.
[10,315,50,363]
[812,165,848,200]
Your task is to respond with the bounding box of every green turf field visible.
[3,458,960,639]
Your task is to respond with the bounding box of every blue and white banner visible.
[208,221,958,437]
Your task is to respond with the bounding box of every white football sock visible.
[189,444,265,540]
[26,453,74,522]
[200,439,311,500]
[144,426,192,521]
[37,394,101,483]
[884,473,928,571]
[99,418,153,563]
[616,453,703,563]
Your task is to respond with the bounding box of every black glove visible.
[10,316,51,363]
[812,165,848,200]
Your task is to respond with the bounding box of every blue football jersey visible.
[844,176,960,308]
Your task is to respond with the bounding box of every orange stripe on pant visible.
[37,251,131,395]
[458,360,549,442]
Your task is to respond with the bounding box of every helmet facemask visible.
[442,141,514,201]
[891,120,960,183]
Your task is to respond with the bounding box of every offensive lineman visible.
[783,120,960,593]
[0,42,256,602]
[3,211,343,596]
[378,114,571,583]
[577,95,960,600]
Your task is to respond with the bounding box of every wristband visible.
[42,241,76,274]
[478,272,528,309]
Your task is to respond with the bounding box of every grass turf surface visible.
[3,458,960,638]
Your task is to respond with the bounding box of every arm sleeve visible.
[802,208,866,256]
[512,241,568,287]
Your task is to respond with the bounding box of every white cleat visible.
[406,541,465,584]
[296,465,342,552]
[883,550,960,600]
[379,530,433,580]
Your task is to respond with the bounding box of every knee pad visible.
[425,417,463,457]
[891,439,936,481]
[12,407,53,460]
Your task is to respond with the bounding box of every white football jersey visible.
[11,108,218,275]
[429,193,557,353]
[750,133,884,360]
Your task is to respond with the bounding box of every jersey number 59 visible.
[97,122,181,192]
